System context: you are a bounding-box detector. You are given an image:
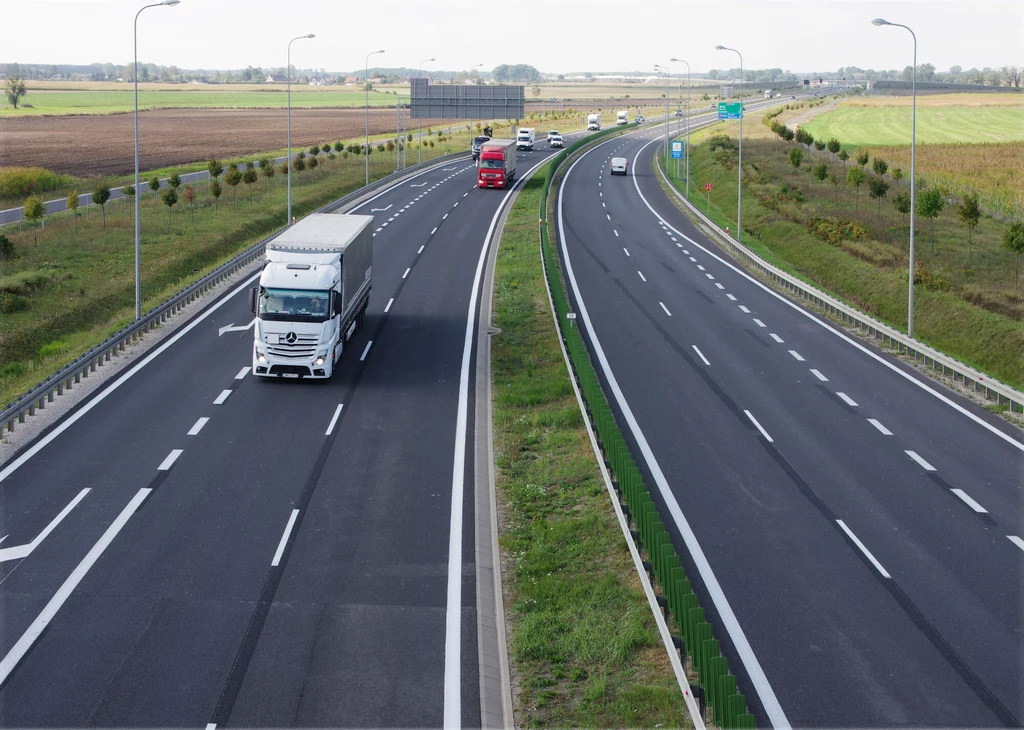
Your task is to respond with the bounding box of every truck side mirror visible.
[331,290,340,317]
[249,287,258,314]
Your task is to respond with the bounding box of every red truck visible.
[477,140,517,189]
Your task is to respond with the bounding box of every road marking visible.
[753,319,766,328]
[158,449,183,471]
[453,201,459,208]
[384,298,394,313]
[234,367,248,380]
[463,192,469,198]
[836,520,891,579]
[375,228,382,233]
[0,488,90,563]
[697,265,705,271]
[442,213,448,220]
[271,509,300,566]
[692,345,710,366]
[0,488,151,689]
[188,417,209,436]
[951,489,988,513]
[431,227,437,235]
[683,250,690,254]
[623,248,630,256]
[606,214,611,221]
[715,283,725,289]
[370,204,392,212]
[403,268,411,279]
[739,305,750,313]
[213,389,232,405]
[706,273,715,280]
[660,302,672,316]
[638,271,647,282]
[670,237,677,242]
[1008,536,1024,552]
[689,256,697,262]
[905,450,936,471]
[744,410,774,442]
[769,333,784,343]
[360,341,373,361]
[726,293,737,301]
[381,222,388,227]
[789,350,805,362]
[602,202,606,208]
[676,243,683,248]
[867,418,892,435]
[837,392,859,407]
[418,245,425,254]
[206,724,217,730]
[326,404,344,435]
[810,368,828,381]
[387,217,394,222]
[614,230,619,237]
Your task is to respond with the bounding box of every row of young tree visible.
[762,110,1024,282]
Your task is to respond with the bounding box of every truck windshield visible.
[259,287,330,322]
[479,159,504,169]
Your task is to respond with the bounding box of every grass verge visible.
[492,166,689,727]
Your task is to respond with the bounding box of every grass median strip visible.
[492,167,689,727]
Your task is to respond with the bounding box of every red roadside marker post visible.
[705,182,713,213]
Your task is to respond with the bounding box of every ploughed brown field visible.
[0,107,459,177]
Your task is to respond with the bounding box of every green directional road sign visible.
[718,101,744,119]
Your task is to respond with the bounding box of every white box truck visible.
[250,213,373,379]
[587,113,601,131]
[516,127,535,150]
[616,110,628,125]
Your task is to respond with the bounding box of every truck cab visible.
[477,139,517,188]
[616,110,628,125]
[587,114,601,131]
[516,127,535,150]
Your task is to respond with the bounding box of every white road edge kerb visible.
[561,135,792,729]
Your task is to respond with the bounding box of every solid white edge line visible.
[692,345,710,366]
[660,302,672,316]
[325,403,344,436]
[213,389,232,405]
[867,418,892,435]
[157,449,183,471]
[359,341,373,361]
[837,392,859,407]
[234,367,248,380]
[810,368,828,382]
[836,519,891,579]
[561,140,791,729]
[384,298,394,313]
[187,417,209,436]
[0,271,263,484]
[950,489,988,513]
[905,450,937,471]
[271,509,300,566]
[744,410,774,443]
[0,487,151,688]
[1007,535,1024,552]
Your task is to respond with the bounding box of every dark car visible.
[471,135,492,161]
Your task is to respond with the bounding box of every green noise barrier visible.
[536,126,757,729]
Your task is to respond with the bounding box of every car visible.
[674,109,683,116]
[471,135,492,161]
[550,134,563,148]
[791,95,796,99]
[547,130,561,140]
[610,157,628,175]
[636,114,645,124]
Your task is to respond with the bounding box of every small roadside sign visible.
[670,140,683,159]
[566,313,577,319]
[717,101,743,119]
[705,183,713,191]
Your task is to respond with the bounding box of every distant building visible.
[308,76,330,86]
[266,74,288,83]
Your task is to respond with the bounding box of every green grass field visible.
[801,106,1024,146]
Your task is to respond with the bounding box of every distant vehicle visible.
[550,134,563,148]
[764,90,773,98]
[616,110,629,125]
[674,109,683,116]
[516,127,535,150]
[477,140,516,188]
[587,113,601,131]
[547,130,560,140]
[251,214,373,379]
[636,114,645,124]
[791,95,796,99]
[471,135,492,161]
[610,157,628,175]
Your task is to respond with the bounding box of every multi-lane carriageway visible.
[0,101,1020,729]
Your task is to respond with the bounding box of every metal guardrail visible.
[1,152,468,434]
[654,156,1024,414]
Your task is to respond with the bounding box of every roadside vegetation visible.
[492,167,688,727]
[663,93,1024,391]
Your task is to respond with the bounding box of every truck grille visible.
[267,333,318,359]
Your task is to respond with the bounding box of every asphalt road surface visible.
[556,121,1024,727]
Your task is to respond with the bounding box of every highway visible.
[556,121,1024,726]
[0,130,584,726]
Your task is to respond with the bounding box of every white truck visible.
[616,110,629,125]
[587,113,601,131]
[516,127,535,150]
[250,213,373,379]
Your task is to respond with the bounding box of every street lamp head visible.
[426,58,436,62]
[871,17,889,26]
[304,33,315,38]
[377,49,385,54]
[161,0,180,5]
[715,45,726,50]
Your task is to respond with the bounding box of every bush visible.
[0,269,56,296]
[39,338,73,358]
[805,216,871,247]
[0,234,14,260]
[1,361,27,377]
[0,167,73,199]
[0,292,29,314]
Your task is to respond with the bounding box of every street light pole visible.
[287,33,314,227]
[365,49,385,186]
[655,65,669,171]
[716,45,743,244]
[671,58,691,200]
[418,58,434,166]
[873,18,918,338]
[133,0,180,321]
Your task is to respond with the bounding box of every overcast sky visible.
[2,0,1021,74]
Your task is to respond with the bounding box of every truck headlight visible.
[256,348,266,363]
[315,355,326,366]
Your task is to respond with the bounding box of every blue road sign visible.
[671,141,683,159]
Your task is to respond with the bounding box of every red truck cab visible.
[477,140,517,189]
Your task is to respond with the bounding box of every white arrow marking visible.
[370,204,393,212]
[0,489,90,563]
[218,319,256,336]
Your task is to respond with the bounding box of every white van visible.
[616,110,628,125]
[516,127,535,150]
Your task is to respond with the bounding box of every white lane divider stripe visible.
[789,350,805,362]
[431,227,437,235]
[753,319,766,328]
[809,368,828,381]
[213,389,231,405]
[715,283,725,289]
[660,302,672,316]
[158,449,183,471]
[769,333,784,344]
[739,305,750,313]
[326,404,344,436]
[1008,536,1024,552]
[188,417,209,436]
[836,520,891,579]
[638,271,647,282]
[385,298,394,313]
[442,213,448,220]
[623,248,630,256]
[837,392,859,407]
[271,509,300,566]
[0,487,152,688]
[706,274,715,280]
[614,230,620,237]
[606,213,611,220]
[697,265,705,271]
[951,489,988,513]
[234,367,248,380]
[418,245,425,254]
[905,450,937,471]
[867,418,892,435]
[726,293,737,301]
[360,341,373,361]
[692,345,710,366]
[403,268,411,279]
[744,410,774,443]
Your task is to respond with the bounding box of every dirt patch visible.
[0,107,459,177]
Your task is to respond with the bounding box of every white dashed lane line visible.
[431,227,437,235]
[726,293,737,301]
[692,345,710,366]
[706,274,715,280]
[1008,536,1024,552]
[837,520,891,579]
[789,350,805,362]
[187,418,209,436]
[234,367,248,380]
[402,268,411,279]
[739,305,750,313]
[753,319,766,328]
[623,248,630,256]
[868,418,892,435]
[769,333,784,344]
[638,271,647,282]
[951,489,988,514]
[325,404,344,436]
[715,283,725,290]
[384,298,394,313]
[158,449,183,471]
[744,410,774,443]
[809,368,828,381]
[271,509,300,567]
[697,265,705,271]
[905,450,937,471]
[837,392,859,407]
[213,390,231,405]
[660,302,672,316]
[360,341,373,361]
